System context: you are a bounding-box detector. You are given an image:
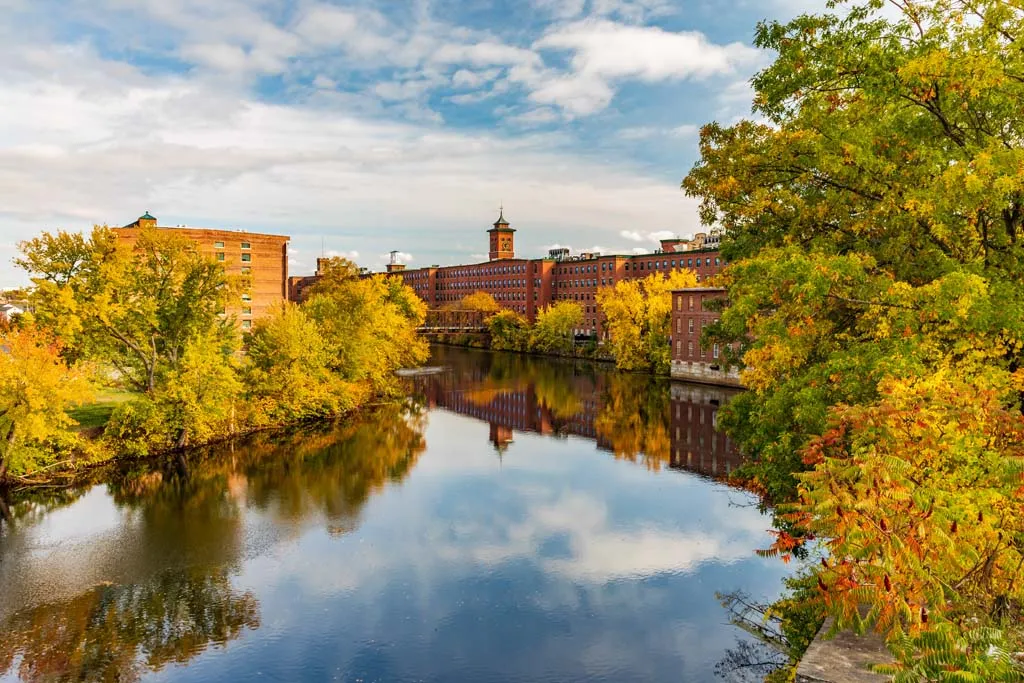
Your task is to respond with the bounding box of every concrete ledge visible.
[796,619,893,683]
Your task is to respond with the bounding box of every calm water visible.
[0,346,791,683]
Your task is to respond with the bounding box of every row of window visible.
[438,264,528,278]
[217,253,252,262]
[674,340,721,359]
[214,241,252,249]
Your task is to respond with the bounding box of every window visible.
[688,295,694,311]
[688,318,694,333]
[242,293,252,302]
[214,241,225,248]
[713,343,720,359]
[242,306,252,315]
[676,318,681,333]
[241,242,251,250]
[216,252,225,261]
[676,340,681,355]
[688,341,694,357]
[687,258,693,266]
[241,253,252,262]
[241,320,252,330]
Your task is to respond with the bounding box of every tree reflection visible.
[0,403,427,682]
[594,373,673,471]
[107,402,427,536]
[0,568,259,683]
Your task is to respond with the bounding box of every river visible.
[0,345,793,683]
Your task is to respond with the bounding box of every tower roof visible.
[490,207,514,232]
[140,211,156,221]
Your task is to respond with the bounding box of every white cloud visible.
[432,41,540,69]
[450,68,500,89]
[620,230,644,241]
[508,107,562,126]
[537,19,759,82]
[293,5,359,46]
[326,249,360,260]
[616,124,698,140]
[312,74,337,89]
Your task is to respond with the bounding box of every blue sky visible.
[0,0,824,286]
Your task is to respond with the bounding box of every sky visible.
[0,0,827,287]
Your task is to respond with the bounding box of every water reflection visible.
[0,569,259,683]
[416,346,743,477]
[0,348,786,683]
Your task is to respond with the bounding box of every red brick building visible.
[114,212,289,331]
[324,211,725,339]
[669,287,741,386]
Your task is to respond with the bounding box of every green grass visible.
[69,388,137,431]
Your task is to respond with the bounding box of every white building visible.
[0,304,24,322]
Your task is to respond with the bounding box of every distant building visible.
[669,287,741,386]
[287,211,725,339]
[0,303,24,323]
[113,212,290,331]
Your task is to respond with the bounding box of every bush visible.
[104,399,173,458]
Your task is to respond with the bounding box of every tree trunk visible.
[0,425,15,482]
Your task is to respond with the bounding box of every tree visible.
[681,0,1024,672]
[455,291,501,315]
[530,302,583,355]
[486,309,530,351]
[245,303,356,422]
[304,274,428,393]
[17,227,242,394]
[0,327,93,479]
[157,332,243,448]
[305,256,361,297]
[597,269,697,372]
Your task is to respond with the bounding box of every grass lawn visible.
[69,388,137,431]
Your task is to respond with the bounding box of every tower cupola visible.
[487,207,515,261]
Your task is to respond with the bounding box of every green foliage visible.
[104,398,173,458]
[486,310,531,351]
[18,226,242,394]
[305,274,429,393]
[156,332,243,448]
[245,304,357,424]
[682,0,1024,675]
[6,228,430,480]
[530,301,583,355]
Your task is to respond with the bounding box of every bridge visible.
[418,309,488,333]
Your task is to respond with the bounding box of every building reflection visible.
[415,347,744,479]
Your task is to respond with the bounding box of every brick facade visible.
[669,287,741,386]
[114,213,289,331]
[294,212,725,339]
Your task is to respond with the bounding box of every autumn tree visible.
[245,303,356,422]
[454,291,501,315]
[17,227,242,394]
[530,301,583,355]
[0,327,93,479]
[304,274,428,393]
[486,309,530,351]
[597,269,697,373]
[682,0,1024,673]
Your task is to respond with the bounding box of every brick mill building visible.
[669,287,741,386]
[311,210,725,339]
[114,212,290,330]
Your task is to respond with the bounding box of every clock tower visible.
[487,208,515,260]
